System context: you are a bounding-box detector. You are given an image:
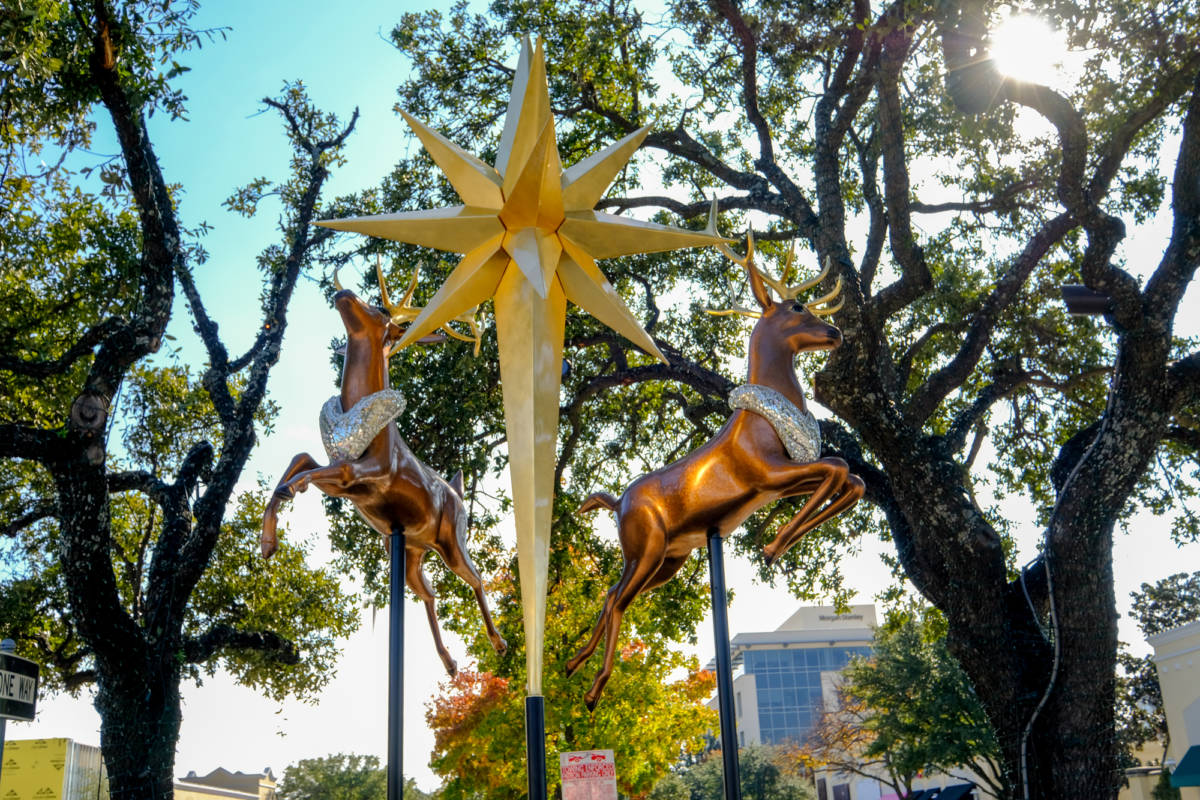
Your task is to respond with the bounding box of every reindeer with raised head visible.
[261,261,506,675]
[567,214,864,708]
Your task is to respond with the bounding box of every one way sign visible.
[0,651,38,722]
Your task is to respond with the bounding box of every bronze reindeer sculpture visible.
[567,231,864,709]
[261,264,506,675]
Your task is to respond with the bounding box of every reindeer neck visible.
[339,337,391,410]
[746,333,808,413]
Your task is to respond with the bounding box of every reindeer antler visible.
[373,257,484,356]
[704,197,771,314]
[802,256,844,316]
[704,199,843,317]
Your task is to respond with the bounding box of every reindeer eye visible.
[792,301,805,313]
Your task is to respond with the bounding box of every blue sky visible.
[8,0,1200,794]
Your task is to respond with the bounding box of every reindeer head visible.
[704,202,843,356]
[331,265,405,356]
[332,259,482,357]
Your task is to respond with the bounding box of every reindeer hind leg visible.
[572,552,686,678]
[438,515,507,655]
[406,545,458,676]
[583,522,667,711]
[566,584,618,678]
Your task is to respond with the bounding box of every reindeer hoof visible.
[584,693,598,712]
[493,636,508,655]
[565,656,584,678]
[443,658,458,677]
[763,544,778,566]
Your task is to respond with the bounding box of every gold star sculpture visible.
[317,38,723,696]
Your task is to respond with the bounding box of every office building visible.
[714,604,875,746]
[1149,618,1200,797]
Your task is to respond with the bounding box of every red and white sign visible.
[560,749,617,800]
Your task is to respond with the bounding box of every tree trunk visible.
[52,454,184,800]
[95,659,182,800]
[821,406,1125,799]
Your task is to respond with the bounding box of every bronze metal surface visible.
[567,235,865,709]
[261,284,506,675]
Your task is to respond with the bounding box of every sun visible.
[989,13,1065,85]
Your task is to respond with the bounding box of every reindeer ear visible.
[384,320,405,345]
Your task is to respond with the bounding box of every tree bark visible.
[94,656,181,800]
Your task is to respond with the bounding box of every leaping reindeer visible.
[261,262,506,675]
[567,217,864,709]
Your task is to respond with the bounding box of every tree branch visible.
[910,179,1038,215]
[1169,350,1200,411]
[1145,68,1200,324]
[0,317,126,378]
[182,624,299,665]
[850,128,886,292]
[945,364,1028,452]
[1,499,57,537]
[80,0,179,403]
[870,19,931,322]
[174,100,359,608]
[1003,78,1143,325]
[904,212,1074,424]
[0,423,56,462]
[107,470,168,502]
[1089,51,1200,200]
[1164,425,1200,452]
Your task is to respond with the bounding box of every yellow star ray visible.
[317,37,724,696]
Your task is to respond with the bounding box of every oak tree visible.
[1,2,359,796]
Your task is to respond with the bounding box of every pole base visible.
[707,528,742,800]
[388,528,405,800]
[526,695,548,800]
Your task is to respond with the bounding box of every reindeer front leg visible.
[764,458,864,564]
[262,455,390,558]
[262,452,324,558]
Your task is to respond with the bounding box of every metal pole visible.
[388,529,405,800]
[0,638,13,788]
[525,695,547,800]
[706,529,742,800]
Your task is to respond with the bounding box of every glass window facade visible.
[743,645,872,744]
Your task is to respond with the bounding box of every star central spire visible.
[317,37,724,695]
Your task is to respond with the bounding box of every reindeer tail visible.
[579,492,619,515]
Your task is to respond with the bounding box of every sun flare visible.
[990,14,1064,85]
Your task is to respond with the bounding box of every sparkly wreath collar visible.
[728,384,821,463]
[319,388,406,462]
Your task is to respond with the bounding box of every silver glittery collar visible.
[319,388,406,462]
[728,384,821,463]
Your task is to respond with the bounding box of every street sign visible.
[0,652,38,722]
[559,750,617,800]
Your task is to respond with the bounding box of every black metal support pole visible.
[0,637,12,787]
[388,527,406,800]
[525,695,547,800]
[707,528,742,800]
